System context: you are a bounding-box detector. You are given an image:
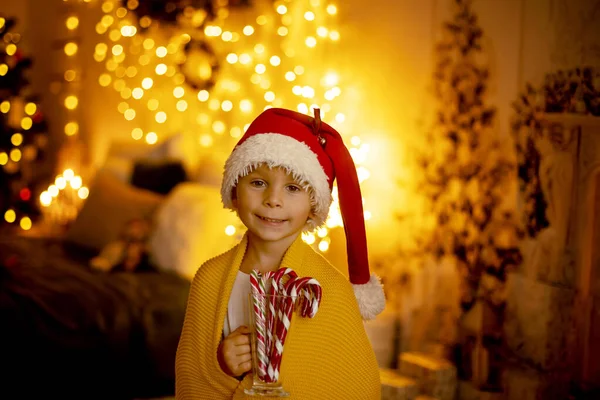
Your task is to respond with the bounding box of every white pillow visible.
[149,183,242,280]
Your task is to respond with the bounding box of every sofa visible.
[0,154,240,399]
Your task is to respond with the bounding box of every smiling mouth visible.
[257,215,286,223]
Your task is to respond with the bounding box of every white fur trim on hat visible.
[353,274,386,320]
[221,133,332,230]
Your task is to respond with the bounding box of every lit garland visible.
[95,0,371,252]
[38,0,90,227]
[0,16,49,231]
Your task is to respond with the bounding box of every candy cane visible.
[265,267,297,382]
[267,275,322,381]
[249,270,268,379]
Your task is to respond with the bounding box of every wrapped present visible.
[380,368,419,400]
[398,352,457,400]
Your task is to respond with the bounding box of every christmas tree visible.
[0,16,49,230]
[416,0,522,312]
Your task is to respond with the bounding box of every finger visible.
[238,360,252,374]
[233,325,251,334]
[230,333,250,346]
[237,352,251,363]
[235,344,251,356]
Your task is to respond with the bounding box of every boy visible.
[175,107,385,399]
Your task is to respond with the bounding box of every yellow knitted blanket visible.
[175,233,381,399]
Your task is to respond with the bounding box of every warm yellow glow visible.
[78,187,89,199]
[9,149,21,162]
[0,64,8,76]
[111,44,123,56]
[255,64,266,74]
[131,127,143,140]
[63,169,75,180]
[212,120,226,134]
[65,70,77,84]
[199,134,213,147]
[155,63,167,75]
[317,27,328,37]
[239,53,251,65]
[20,217,32,231]
[0,152,7,165]
[173,86,185,98]
[305,37,317,48]
[116,7,128,18]
[221,31,233,42]
[256,15,267,25]
[118,101,129,113]
[11,133,23,146]
[64,42,78,56]
[318,239,330,252]
[243,25,255,36]
[121,25,137,37]
[141,77,153,89]
[264,91,275,102]
[21,117,32,130]
[139,16,151,28]
[4,209,16,223]
[277,27,289,36]
[230,126,242,138]
[326,4,338,15]
[23,103,37,117]
[66,16,79,30]
[197,90,209,102]
[208,99,220,110]
[270,56,281,66]
[155,111,167,123]
[147,98,159,110]
[304,11,315,21]
[221,100,233,112]
[132,87,144,99]
[302,232,316,245]
[40,191,52,207]
[240,99,253,113]
[124,108,136,120]
[145,132,158,144]
[276,5,288,14]
[101,1,114,13]
[6,44,17,56]
[225,225,236,236]
[176,100,188,111]
[329,30,340,41]
[56,176,67,190]
[65,95,78,110]
[48,185,59,197]
[0,101,9,113]
[70,176,83,189]
[226,53,238,64]
[0,18,5,30]
[156,46,168,58]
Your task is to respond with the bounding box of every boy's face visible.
[233,164,315,247]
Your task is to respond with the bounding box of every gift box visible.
[398,352,457,400]
[380,368,419,400]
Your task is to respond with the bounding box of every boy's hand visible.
[218,325,252,378]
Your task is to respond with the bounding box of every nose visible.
[264,186,283,208]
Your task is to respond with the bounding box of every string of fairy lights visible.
[95,0,371,253]
[38,0,90,228]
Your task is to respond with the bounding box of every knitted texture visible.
[175,233,381,399]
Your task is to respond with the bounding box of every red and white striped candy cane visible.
[265,267,297,382]
[249,270,268,379]
[268,275,322,381]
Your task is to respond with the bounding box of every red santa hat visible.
[221,107,385,320]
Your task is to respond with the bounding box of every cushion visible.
[131,159,188,195]
[65,170,164,251]
[148,183,241,280]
